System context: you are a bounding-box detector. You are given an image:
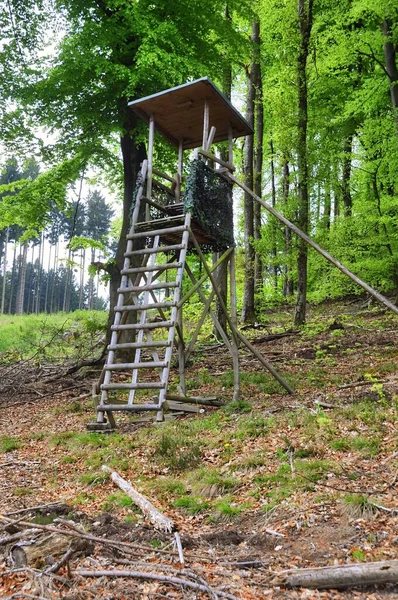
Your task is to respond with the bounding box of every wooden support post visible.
[228,172,398,317]
[184,289,216,363]
[206,126,216,151]
[202,100,209,149]
[146,113,155,220]
[229,249,240,402]
[184,262,233,353]
[176,138,184,203]
[177,306,185,395]
[228,122,234,167]
[178,247,233,308]
[189,230,294,394]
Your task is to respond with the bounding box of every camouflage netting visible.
[184,159,234,252]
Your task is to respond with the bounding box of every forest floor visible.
[0,299,397,599]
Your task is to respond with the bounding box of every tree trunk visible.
[15,241,28,315]
[44,241,52,313]
[88,248,95,310]
[241,21,257,324]
[50,238,59,313]
[1,227,9,315]
[8,244,17,314]
[342,134,353,217]
[282,157,294,296]
[382,19,398,133]
[253,22,263,294]
[294,0,313,327]
[323,171,331,230]
[269,138,278,289]
[214,33,232,340]
[104,119,146,348]
[79,248,85,309]
[63,248,72,312]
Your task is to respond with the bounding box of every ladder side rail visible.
[128,235,160,405]
[98,160,148,416]
[156,212,191,420]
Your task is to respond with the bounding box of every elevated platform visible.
[135,204,230,249]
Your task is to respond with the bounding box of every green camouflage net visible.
[184,159,234,252]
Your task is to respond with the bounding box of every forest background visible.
[0,0,397,330]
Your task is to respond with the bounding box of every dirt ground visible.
[0,300,397,599]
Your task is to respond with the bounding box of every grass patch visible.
[154,433,202,472]
[342,494,380,519]
[0,436,21,452]
[210,497,247,522]
[12,487,33,496]
[78,472,109,486]
[187,467,239,498]
[173,495,210,515]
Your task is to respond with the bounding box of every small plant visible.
[173,495,209,515]
[155,433,202,471]
[223,399,251,414]
[342,494,379,518]
[0,436,21,452]
[210,497,245,522]
[78,472,109,486]
[13,487,33,496]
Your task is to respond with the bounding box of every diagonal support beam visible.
[228,173,398,317]
[189,229,294,395]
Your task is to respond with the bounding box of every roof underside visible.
[128,78,253,149]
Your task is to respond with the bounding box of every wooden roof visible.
[128,77,253,149]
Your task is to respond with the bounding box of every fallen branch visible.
[273,559,398,589]
[251,330,300,344]
[5,502,63,516]
[102,465,175,533]
[0,515,170,555]
[75,569,238,599]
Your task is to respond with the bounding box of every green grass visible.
[173,495,210,515]
[154,433,202,472]
[0,311,107,361]
[0,436,21,452]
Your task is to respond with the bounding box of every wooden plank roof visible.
[128,77,253,149]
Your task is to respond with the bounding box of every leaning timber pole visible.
[228,174,398,317]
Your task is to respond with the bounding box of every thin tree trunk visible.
[382,18,398,133]
[15,241,28,315]
[1,227,9,314]
[50,238,59,313]
[282,157,294,296]
[323,170,331,230]
[44,240,52,313]
[241,20,258,324]
[34,233,44,314]
[79,249,85,309]
[253,22,263,294]
[8,244,17,314]
[269,138,278,290]
[294,0,313,326]
[342,134,353,217]
[63,248,72,312]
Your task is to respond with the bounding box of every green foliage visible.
[0,436,21,452]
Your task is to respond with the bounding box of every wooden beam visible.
[198,149,235,172]
[228,173,398,316]
[202,100,209,149]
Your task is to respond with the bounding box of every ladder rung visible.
[121,263,182,275]
[127,225,187,240]
[105,361,168,370]
[114,302,176,312]
[111,321,172,331]
[101,382,166,390]
[118,282,177,294]
[97,404,160,412]
[108,341,171,351]
[125,244,184,257]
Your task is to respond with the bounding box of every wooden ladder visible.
[95,160,191,428]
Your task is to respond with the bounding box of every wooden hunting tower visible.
[90,77,292,432]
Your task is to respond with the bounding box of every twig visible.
[0,528,40,545]
[75,569,238,600]
[5,502,63,516]
[44,547,74,574]
[295,472,379,495]
[174,531,184,565]
[382,451,398,464]
[0,515,171,555]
